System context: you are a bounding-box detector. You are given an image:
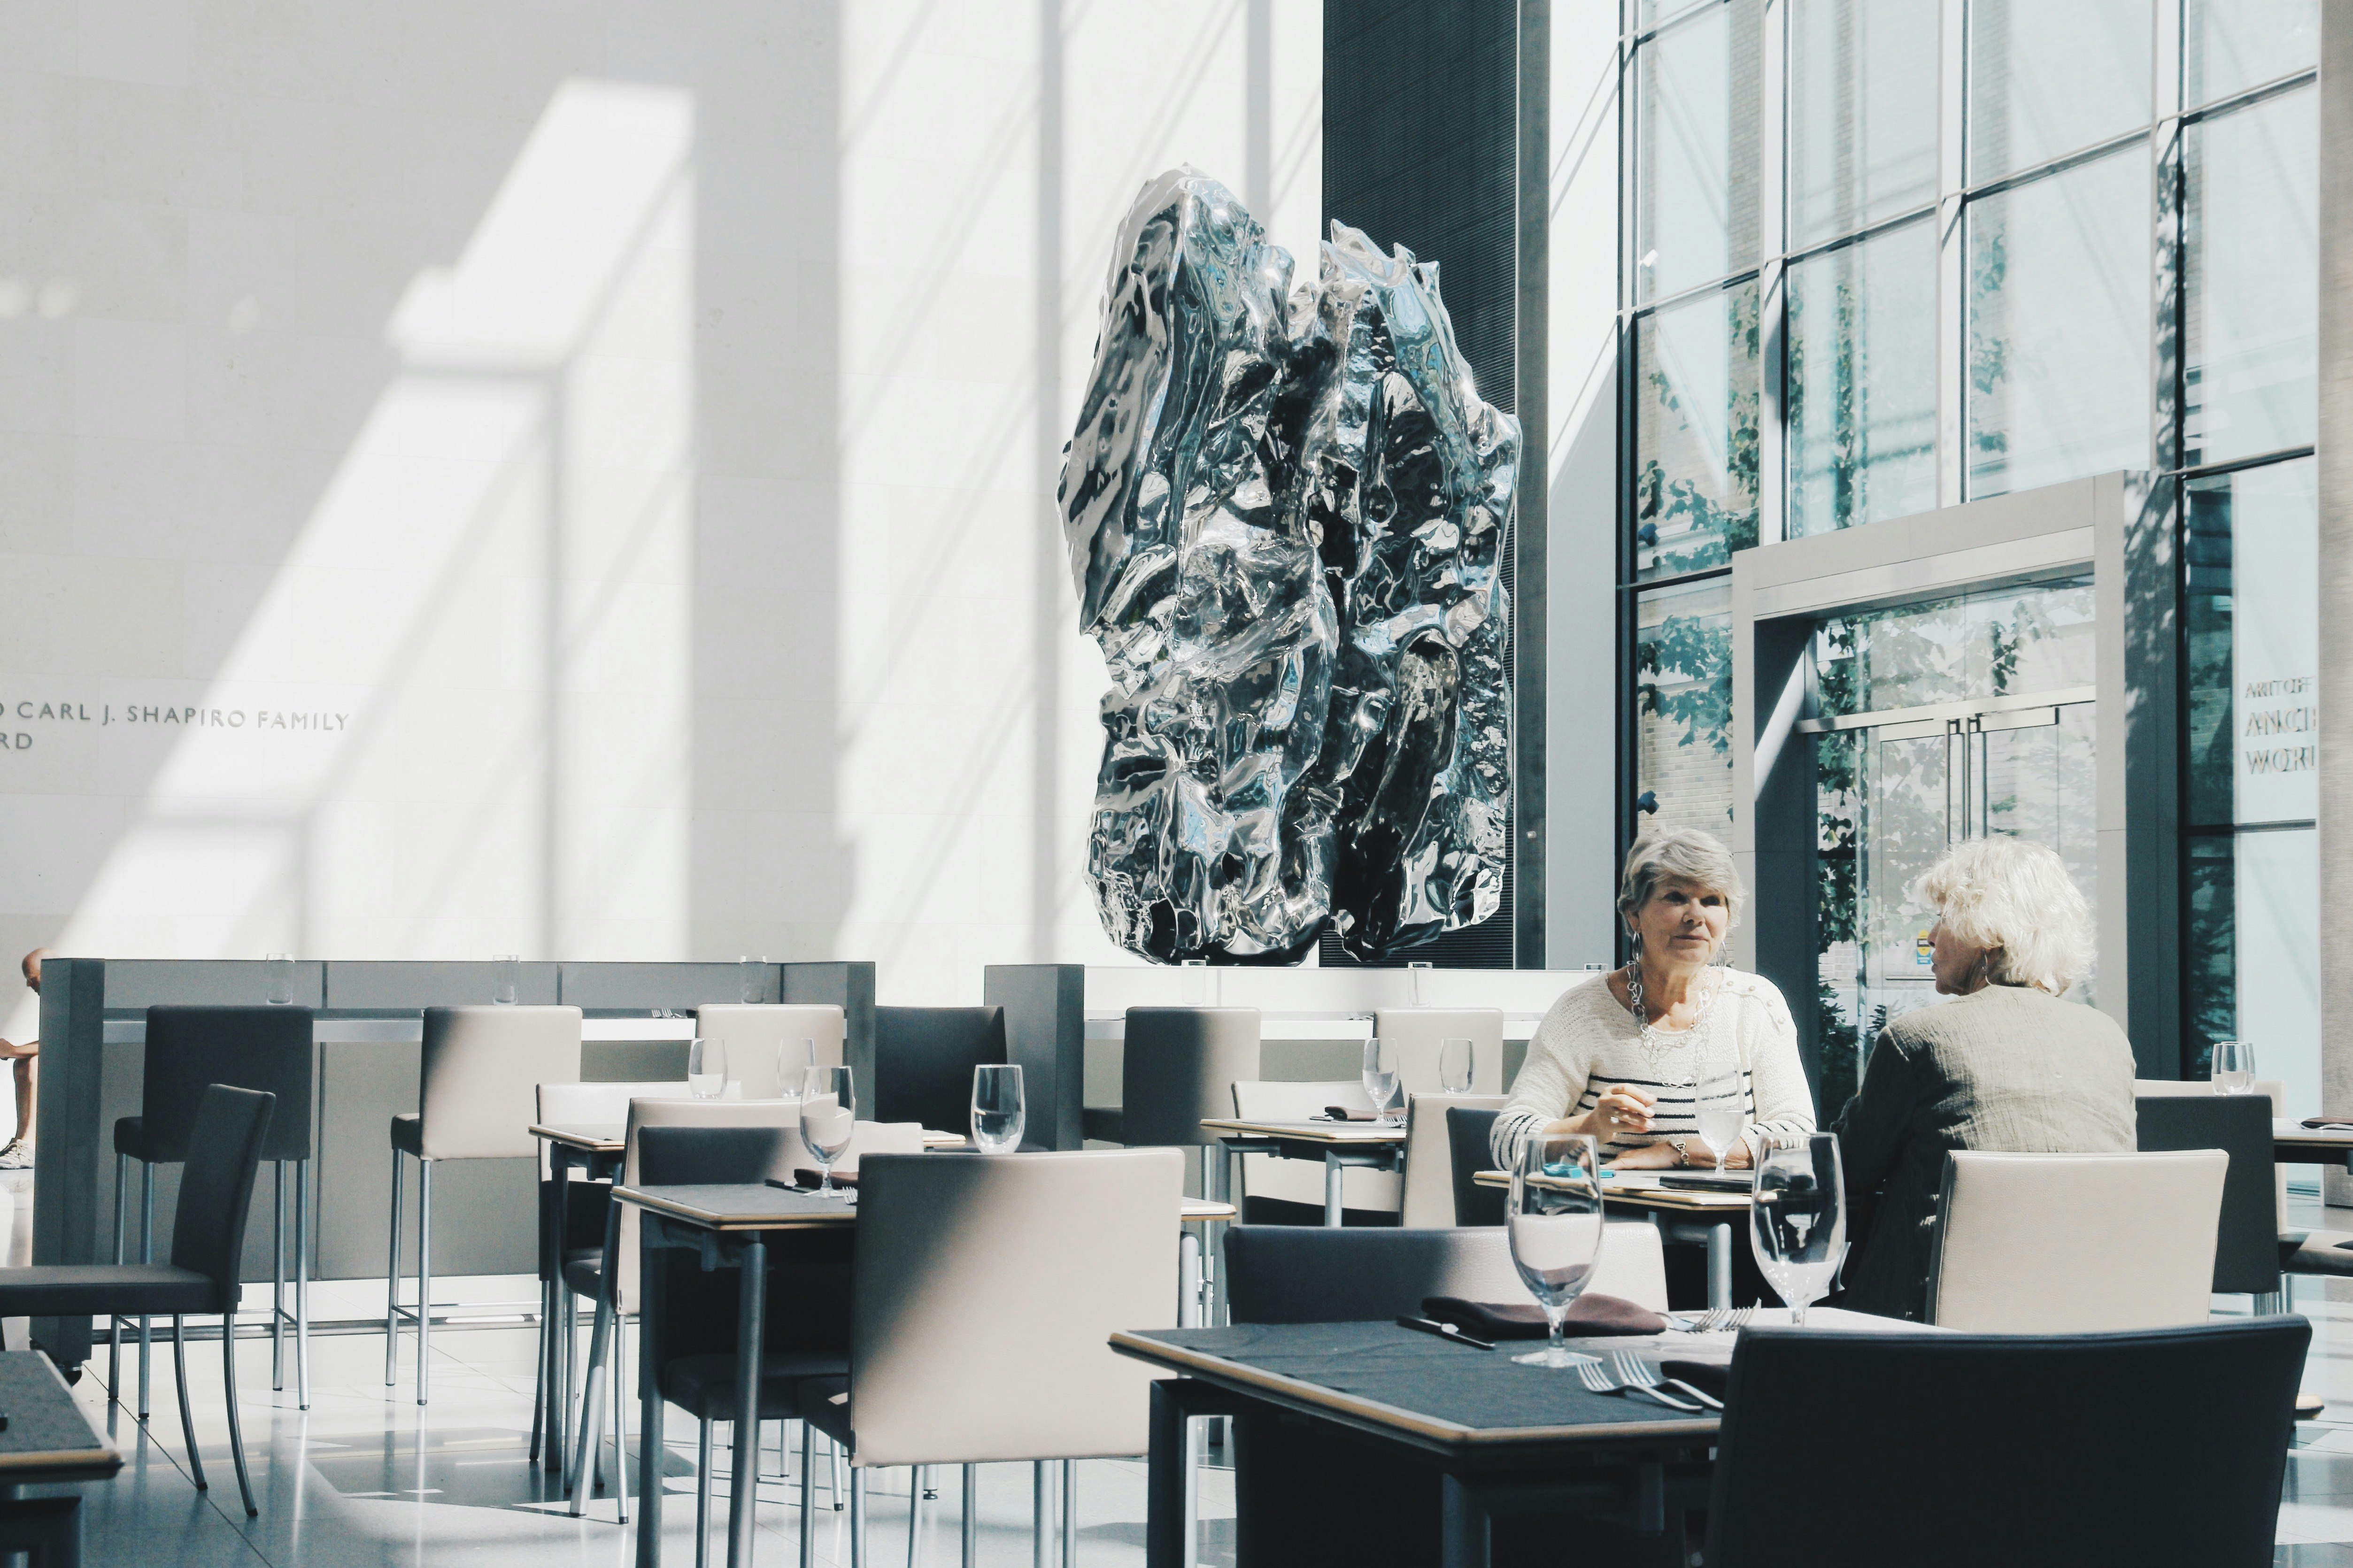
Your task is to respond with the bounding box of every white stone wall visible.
[0,0,1323,1021]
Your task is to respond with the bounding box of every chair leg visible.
[385,1148,402,1387]
[799,1421,816,1568]
[139,1162,154,1421]
[851,1468,868,1568]
[222,1310,258,1517]
[295,1159,311,1411]
[829,1435,842,1510]
[416,1158,432,1406]
[529,1274,548,1465]
[908,1464,925,1568]
[171,1316,208,1495]
[1033,1461,1048,1568]
[695,1419,713,1568]
[961,1464,976,1568]
[272,1162,287,1392]
[1060,1460,1075,1568]
[109,1152,125,1404]
[612,1324,628,1523]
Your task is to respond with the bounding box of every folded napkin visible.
[1660,1360,1729,1400]
[791,1168,857,1191]
[1321,1106,1382,1122]
[1421,1293,1668,1340]
[2302,1117,2353,1130]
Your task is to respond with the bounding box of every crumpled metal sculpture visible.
[1058,168,1515,962]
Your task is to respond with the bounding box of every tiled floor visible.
[8,1167,2353,1567]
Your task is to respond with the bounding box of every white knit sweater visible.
[1490,969,1815,1169]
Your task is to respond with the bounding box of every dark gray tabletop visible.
[1112,1320,1719,1455]
[0,1353,120,1482]
[612,1182,857,1231]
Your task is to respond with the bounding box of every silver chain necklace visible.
[1620,962,1724,1089]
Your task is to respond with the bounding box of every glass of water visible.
[739,954,767,1003]
[1506,1132,1606,1368]
[972,1063,1025,1153]
[492,955,521,1006]
[1361,1038,1400,1124]
[1694,1072,1745,1168]
[1751,1135,1847,1326]
[687,1037,728,1100]
[777,1038,814,1105]
[801,1065,857,1196]
[265,953,295,1006]
[1438,1037,1474,1095]
[2211,1040,2256,1094]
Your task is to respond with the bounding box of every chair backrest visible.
[1705,1317,2309,1568]
[845,1148,1182,1466]
[1225,1221,1670,1321]
[694,1004,847,1098]
[2134,1092,2280,1295]
[1372,1008,1505,1096]
[2137,1076,2288,1230]
[872,1007,1006,1134]
[142,1006,315,1164]
[1120,1008,1261,1148]
[169,1084,278,1310]
[417,1006,582,1160]
[1926,1149,2227,1331]
[537,1080,689,1175]
[1446,1106,1505,1225]
[1229,1079,1398,1216]
[1400,1093,1505,1227]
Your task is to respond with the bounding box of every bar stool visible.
[1119,1007,1259,1325]
[112,1005,316,1416]
[387,1005,581,1405]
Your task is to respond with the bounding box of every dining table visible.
[1474,1167,1752,1312]
[607,1178,1238,1568]
[1202,1117,1408,1227]
[0,1350,123,1566]
[2274,1119,2353,1172]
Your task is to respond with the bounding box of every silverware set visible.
[1661,1305,1755,1333]
[1576,1351,1726,1412]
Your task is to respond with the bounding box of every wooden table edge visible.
[1469,1168,1751,1211]
[1107,1331,1719,1449]
[1203,1119,1406,1144]
[530,1123,623,1152]
[610,1185,854,1230]
[0,1445,121,1476]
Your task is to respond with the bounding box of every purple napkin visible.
[1422,1294,1668,1340]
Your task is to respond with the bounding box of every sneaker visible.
[0,1139,29,1169]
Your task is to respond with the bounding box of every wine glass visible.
[801,1064,856,1196]
[776,1038,814,1105]
[971,1063,1025,1153]
[1694,1072,1745,1168]
[1505,1132,1607,1368]
[1751,1135,1847,1326]
[1438,1038,1474,1095]
[687,1037,728,1100]
[1361,1038,1400,1124]
[2211,1040,2256,1094]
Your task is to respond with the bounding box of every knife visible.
[1395,1315,1496,1351]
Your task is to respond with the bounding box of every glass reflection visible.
[1965,150,2151,500]
[1636,0,1762,304]
[2186,89,2317,468]
[1787,219,1937,536]
[1813,578,2095,720]
[1635,578,1733,835]
[2183,460,2318,827]
[1787,0,1938,248]
[1967,0,2152,183]
[2187,0,2318,107]
[1635,282,1761,577]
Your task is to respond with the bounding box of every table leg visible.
[1322,1152,1343,1228]
[548,1160,572,1472]
[1706,1222,1732,1313]
[635,1219,666,1568]
[1178,1234,1201,1329]
[728,1236,768,1568]
[1439,1475,1489,1568]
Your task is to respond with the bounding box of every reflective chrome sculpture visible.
[1059,169,1516,963]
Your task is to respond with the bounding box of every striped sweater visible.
[1491,969,1815,1169]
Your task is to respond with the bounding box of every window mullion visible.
[1935,0,1967,506]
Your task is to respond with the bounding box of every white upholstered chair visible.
[1373,1007,1506,1096]
[693,1003,847,1099]
[1229,1079,1401,1219]
[1399,1091,1506,1228]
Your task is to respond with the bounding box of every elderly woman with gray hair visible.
[1833,835,2135,1322]
[1492,828,1814,1172]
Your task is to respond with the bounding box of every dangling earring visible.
[1626,930,1646,1021]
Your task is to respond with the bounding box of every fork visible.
[1575,1359,1702,1412]
[1608,1351,1723,1411]
[1664,1307,1729,1333]
[1725,1305,1756,1330]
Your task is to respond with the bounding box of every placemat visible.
[0,1355,113,1469]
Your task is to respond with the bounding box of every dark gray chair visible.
[2134,1092,2281,1303]
[1705,1316,2307,1568]
[0,1084,277,1516]
[871,1007,1007,1137]
[1224,1225,1526,1323]
[1446,1106,1504,1225]
[112,1005,315,1416]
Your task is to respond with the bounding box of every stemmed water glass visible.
[1361,1038,1400,1124]
[972,1063,1025,1153]
[1438,1038,1474,1095]
[1694,1071,1745,1168]
[776,1038,814,1105]
[1506,1132,1607,1368]
[801,1064,856,1197]
[1751,1136,1847,1326]
[2211,1040,2256,1094]
[687,1037,728,1100]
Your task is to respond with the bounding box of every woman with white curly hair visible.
[1833,834,2135,1321]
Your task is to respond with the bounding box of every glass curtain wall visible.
[1616,0,2319,1091]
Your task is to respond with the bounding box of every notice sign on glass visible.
[2235,466,2318,826]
